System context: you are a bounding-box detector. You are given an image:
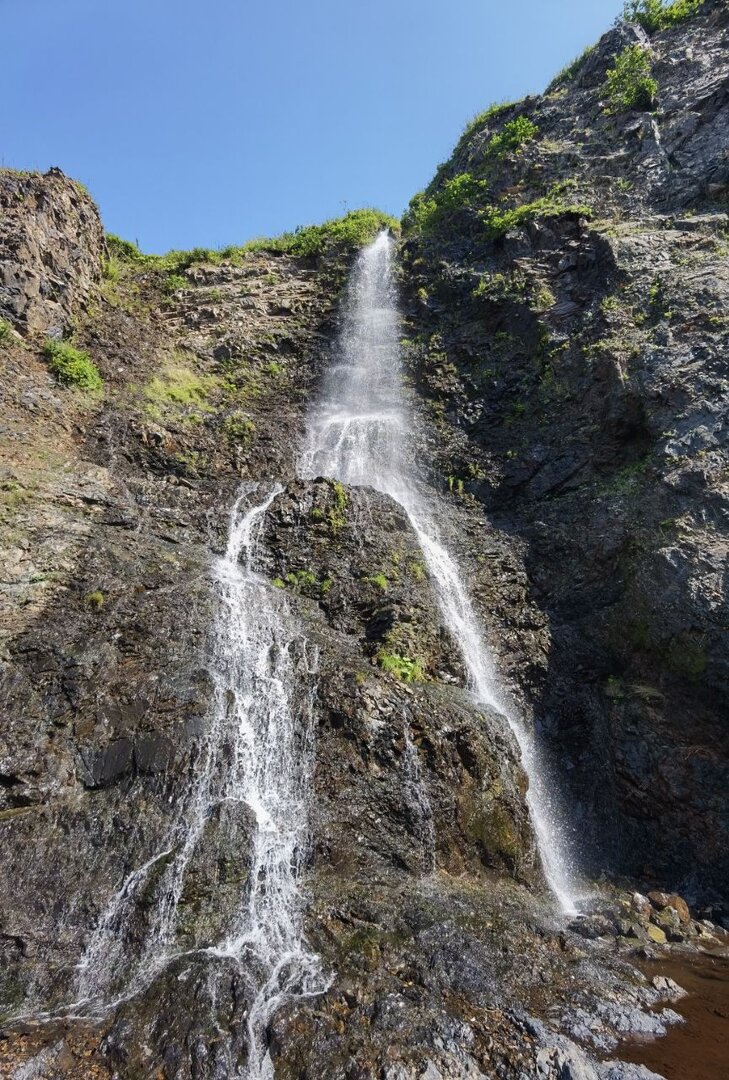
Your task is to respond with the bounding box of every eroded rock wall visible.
[399,0,729,901]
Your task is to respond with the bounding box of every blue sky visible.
[2,0,623,253]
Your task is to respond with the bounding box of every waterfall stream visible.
[301,230,582,914]
[70,228,580,1079]
[74,486,327,1077]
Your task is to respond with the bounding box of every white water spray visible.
[75,486,328,1076]
[301,231,582,914]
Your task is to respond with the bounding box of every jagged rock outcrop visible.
[399,0,729,903]
[0,167,103,335]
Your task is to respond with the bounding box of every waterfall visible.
[74,486,328,1077]
[300,230,582,914]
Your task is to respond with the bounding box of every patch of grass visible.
[377,650,424,683]
[85,590,105,610]
[107,209,399,276]
[458,100,522,144]
[623,0,703,32]
[481,183,593,240]
[604,45,658,113]
[222,411,255,443]
[365,572,389,591]
[280,569,332,595]
[0,319,13,345]
[403,173,489,236]
[162,273,188,295]
[547,43,597,92]
[407,560,426,582]
[106,234,144,261]
[43,339,103,391]
[144,363,219,420]
[484,116,538,159]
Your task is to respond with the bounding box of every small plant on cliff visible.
[0,320,12,346]
[485,116,538,159]
[403,173,489,236]
[481,182,593,240]
[365,572,389,592]
[377,650,424,683]
[106,234,144,261]
[43,339,103,391]
[604,45,658,113]
[547,43,597,92]
[623,0,703,32]
[223,411,255,443]
[458,99,523,145]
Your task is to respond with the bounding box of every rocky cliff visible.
[0,2,727,1078]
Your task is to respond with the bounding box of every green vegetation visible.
[278,569,332,595]
[222,411,255,443]
[325,479,348,532]
[365,572,389,591]
[144,362,220,420]
[162,273,188,295]
[484,116,538,159]
[459,100,521,144]
[407,559,426,582]
[547,43,597,92]
[623,0,703,32]
[605,45,658,113]
[0,319,12,345]
[105,208,399,278]
[403,173,488,235]
[106,234,144,260]
[482,183,593,240]
[85,590,105,609]
[43,339,103,391]
[377,650,424,683]
[408,175,591,243]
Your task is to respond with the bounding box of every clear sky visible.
[2,0,623,254]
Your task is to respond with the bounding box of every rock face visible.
[0,3,728,1076]
[399,0,729,901]
[0,167,104,335]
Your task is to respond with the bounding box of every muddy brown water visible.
[616,952,729,1079]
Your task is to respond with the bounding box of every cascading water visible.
[73,486,328,1077]
[301,230,582,914]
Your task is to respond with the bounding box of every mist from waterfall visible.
[300,230,582,914]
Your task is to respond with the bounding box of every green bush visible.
[481,183,593,240]
[162,273,188,295]
[0,319,12,346]
[623,0,703,32]
[223,411,255,443]
[458,100,522,144]
[377,650,424,683]
[106,233,144,261]
[605,45,658,113]
[403,173,488,235]
[365,572,389,591]
[485,116,538,159]
[43,339,102,390]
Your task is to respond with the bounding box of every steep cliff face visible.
[0,3,728,1078]
[399,0,729,902]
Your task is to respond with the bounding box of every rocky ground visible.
[0,2,728,1077]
